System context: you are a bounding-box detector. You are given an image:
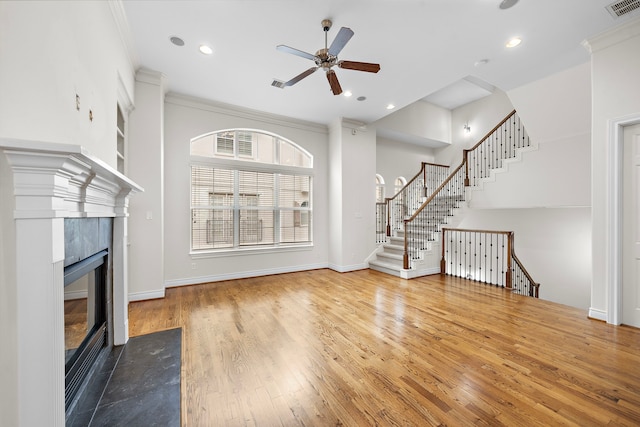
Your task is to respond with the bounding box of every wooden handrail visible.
[385,161,449,203]
[440,228,539,297]
[403,110,525,270]
[512,251,540,297]
[385,162,449,237]
[404,162,465,223]
[464,110,517,186]
[467,110,517,153]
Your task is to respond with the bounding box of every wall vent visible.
[606,0,640,18]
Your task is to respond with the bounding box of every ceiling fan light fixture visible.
[274,19,380,95]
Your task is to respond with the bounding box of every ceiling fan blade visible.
[276,45,317,61]
[328,27,354,56]
[338,60,381,73]
[285,67,318,87]
[326,70,342,95]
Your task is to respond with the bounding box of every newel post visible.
[440,228,447,273]
[403,219,409,269]
[506,232,513,289]
[385,197,391,237]
[463,149,470,186]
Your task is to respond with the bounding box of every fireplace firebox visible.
[63,218,113,414]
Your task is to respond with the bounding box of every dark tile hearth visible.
[67,328,181,427]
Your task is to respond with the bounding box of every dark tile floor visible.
[67,328,182,427]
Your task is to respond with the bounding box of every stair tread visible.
[369,259,406,272]
[377,252,403,261]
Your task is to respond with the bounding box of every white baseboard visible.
[328,262,368,273]
[401,266,441,279]
[64,290,88,301]
[588,307,607,322]
[128,289,165,302]
[163,262,329,288]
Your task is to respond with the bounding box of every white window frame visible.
[190,130,313,256]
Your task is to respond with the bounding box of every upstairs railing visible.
[382,162,450,238]
[464,110,530,187]
[441,228,539,298]
[403,110,529,269]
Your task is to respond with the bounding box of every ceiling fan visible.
[272,19,381,96]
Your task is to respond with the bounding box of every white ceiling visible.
[121,0,638,126]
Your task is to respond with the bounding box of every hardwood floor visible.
[128,269,640,426]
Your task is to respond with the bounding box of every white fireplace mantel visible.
[0,138,143,427]
[2,139,142,219]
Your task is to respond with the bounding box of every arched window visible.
[394,176,407,196]
[376,174,385,203]
[190,129,313,252]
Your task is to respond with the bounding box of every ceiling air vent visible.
[606,0,640,18]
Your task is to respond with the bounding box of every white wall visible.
[375,137,436,199]
[432,69,592,310]
[127,70,166,300]
[0,3,135,425]
[478,62,591,209]
[332,122,378,271]
[457,208,592,310]
[375,100,451,146]
[0,1,135,168]
[162,94,330,286]
[587,17,640,322]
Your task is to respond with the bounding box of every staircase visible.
[369,110,532,278]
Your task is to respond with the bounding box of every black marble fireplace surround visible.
[64,218,114,417]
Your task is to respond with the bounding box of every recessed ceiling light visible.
[474,59,489,67]
[199,44,213,55]
[386,104,395,110]
[499,0,519,9]
[506,37,522,48]
[357,96,367,101]
[169,36,185,47]
[343,91,353,97]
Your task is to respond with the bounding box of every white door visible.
[623,123,640,328]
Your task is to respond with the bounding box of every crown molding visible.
[108,0,140,71]
[583,15,640,54]
[165,92,328,135]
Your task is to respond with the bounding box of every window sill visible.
[190,243,314,259]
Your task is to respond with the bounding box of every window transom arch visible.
[190,129,313,253]
[190,128,312,167]
[394,176,407,195]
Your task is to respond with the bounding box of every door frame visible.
[607,113,640,325]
